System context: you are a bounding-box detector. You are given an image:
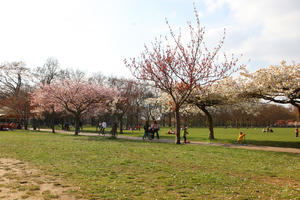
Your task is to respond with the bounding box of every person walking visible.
[79,121,83,131]
[183,127,189,144]
[65,121,70,131]
[152,120,160,139]
[101,121,107,135]
[296,127,299,137]
[143,121,151,140]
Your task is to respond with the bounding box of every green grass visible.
[0,130,299,199]
[61,126,300,148]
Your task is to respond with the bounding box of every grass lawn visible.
[0,130,299,199]
[63,126,300,148]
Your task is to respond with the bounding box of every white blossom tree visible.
[187,77,241,139]
[240,61,300,120]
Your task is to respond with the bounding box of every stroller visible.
[149,128,154,139]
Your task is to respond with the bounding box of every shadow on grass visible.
[70,135,300,148]
[29,130,300,149]
[216,138,300,149]
[50,132,145,144]
[245,140,300,148]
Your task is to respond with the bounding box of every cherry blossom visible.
[125,4,242,143]
[31,79,115,135]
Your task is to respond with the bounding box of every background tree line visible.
[0,58,297,135]
[0,5,299,143]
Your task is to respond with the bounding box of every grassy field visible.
[0,130,299,199]
[62,126,300,148]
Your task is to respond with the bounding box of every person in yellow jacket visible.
[237,132,246,144]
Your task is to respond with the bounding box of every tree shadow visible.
[70,135,149,144]
[219,138,300,148]
[31,130,300,148]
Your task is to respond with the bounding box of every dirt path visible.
[0,158,81,200]
[38,129,300,154]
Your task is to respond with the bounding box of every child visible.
[149,128,155,139]
[237,132,246,144]
[296,127,299,137]
[183,127,189,144]
[168,127,175,134]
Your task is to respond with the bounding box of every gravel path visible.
[36,129,300,154]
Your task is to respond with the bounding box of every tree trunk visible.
[24,108,28,130]
[51,115,55,133]
[111,114,118,138]
[74,115,80,136]
[96,118,99,132]
[50,107,55,133]
[175,108,181,144]
[61,119,64,130]
[162,114,166,127]
[168,112,172,127]
[136,107,139,127]
[32,117,37,130]
[119,115,123,134]
[200,106,215,140]
[294,104,300,121]
[24,116,28,130]
[111,122,117,137]
[183,115,187,128]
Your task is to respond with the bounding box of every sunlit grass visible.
[62,126,300,148]
[0,130,299,199]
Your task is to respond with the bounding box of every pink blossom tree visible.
[31,79,115,135]
[125,4,241,144]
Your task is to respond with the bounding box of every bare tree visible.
[0,61,31,97]
[88,72,106,85]
[107,77,139,133]
[64,69,86,81]
[34,57,60,85]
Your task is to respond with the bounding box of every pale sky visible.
[0,0,299,77]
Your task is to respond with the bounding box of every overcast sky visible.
[0,0,299,77]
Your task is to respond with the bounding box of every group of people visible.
[143,120,160,140]
[143,122,190,144]
[168,127,190,143]
[125,125,141,131]
[63,121,83,131]
[262,126,274,133]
